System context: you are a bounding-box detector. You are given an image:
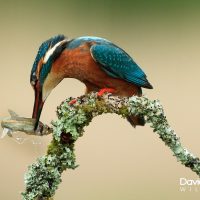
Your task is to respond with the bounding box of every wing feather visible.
[90,44,152,89]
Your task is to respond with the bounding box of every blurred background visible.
[0,0,200,199]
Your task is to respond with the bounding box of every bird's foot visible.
[69,99,77,105]
[97,88,116,96]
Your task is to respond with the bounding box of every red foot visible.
[97,88,116,96]
[69,99,77,105]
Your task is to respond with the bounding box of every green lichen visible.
[118,105,129,117]
[22,92,200,200]
[47,139,64,156]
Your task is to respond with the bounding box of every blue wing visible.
[90,44,152,89]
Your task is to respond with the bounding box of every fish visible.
[1,110,52,137]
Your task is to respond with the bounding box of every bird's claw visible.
[69,99,77,105]
[97,88,116,96]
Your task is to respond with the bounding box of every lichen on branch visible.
[20,92,200,200]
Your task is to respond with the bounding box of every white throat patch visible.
[43,39,68,64]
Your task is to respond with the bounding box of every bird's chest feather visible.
[52,44,108,82]
[51,43,140,96]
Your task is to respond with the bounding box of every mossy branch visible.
[4,92,200,200]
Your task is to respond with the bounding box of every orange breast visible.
[52,43,141,97]
[52,43,107,81]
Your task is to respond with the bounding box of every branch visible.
[1,92,200,200]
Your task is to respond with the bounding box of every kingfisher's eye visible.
[31,72,37,86]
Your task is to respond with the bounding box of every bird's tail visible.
[126,115,145,127]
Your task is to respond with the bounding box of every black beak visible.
[32,83,44,131]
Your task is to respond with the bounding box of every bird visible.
[30,35,153,130]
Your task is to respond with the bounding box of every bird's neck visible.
[42,70,63,101]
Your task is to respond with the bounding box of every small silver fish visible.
[1,110,52,136]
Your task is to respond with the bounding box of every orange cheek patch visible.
[36,58,44,78]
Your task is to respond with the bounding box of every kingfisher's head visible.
[31,35,68,130]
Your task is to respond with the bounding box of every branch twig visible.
[1,92,200,200]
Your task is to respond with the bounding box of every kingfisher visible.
[31,35,153,130]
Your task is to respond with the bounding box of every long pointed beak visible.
[32,84,44,131]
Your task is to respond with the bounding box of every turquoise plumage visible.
[91,43,152,89]
[31,35,153,130]
[31,35,66,85]
[66,36,152,89]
